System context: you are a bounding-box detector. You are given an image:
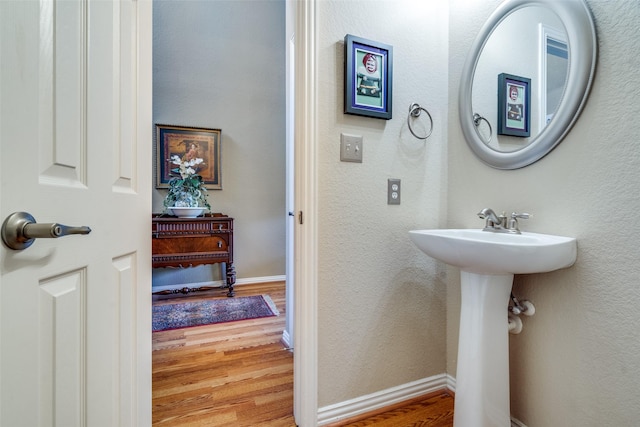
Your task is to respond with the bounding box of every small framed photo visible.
[497,73,531,137]
[344,34,393,120]
[155,124,222,189]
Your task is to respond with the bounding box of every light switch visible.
[340,133,363,163]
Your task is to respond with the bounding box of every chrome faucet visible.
[477,208,530,234]
[477,208,506,231]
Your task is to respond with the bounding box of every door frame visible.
[284,0,295,351]
[292,0,319,425]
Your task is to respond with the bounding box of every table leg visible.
[224,262,236,297]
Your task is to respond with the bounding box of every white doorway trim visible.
[284,0,296,351]
[293,0,319,425]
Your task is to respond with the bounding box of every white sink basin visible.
[410,228,577,426]
[409,229,576,275]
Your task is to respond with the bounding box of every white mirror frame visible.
[459,0,597,169]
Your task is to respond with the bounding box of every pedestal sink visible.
[409,229,576,427]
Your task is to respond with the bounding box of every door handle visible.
[1,211,91,250]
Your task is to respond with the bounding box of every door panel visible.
[39,0,86,185]
[39,270,87,427]
[113,253,137,425]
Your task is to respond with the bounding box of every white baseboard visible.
[317,374,449,426]
[511,417,528,427]
[281,329,292,349]
[443,375,528,427]
[237,275,286,285]
[446,373,456,392]
[151,275,286,293]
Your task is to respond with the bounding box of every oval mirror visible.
[459,0,597,169]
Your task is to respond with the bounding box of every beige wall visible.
[152,0,286,284]
[448,0,640,424]
[317,0,449,407]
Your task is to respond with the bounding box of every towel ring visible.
[473,113,492,145]
[407,103,433,140]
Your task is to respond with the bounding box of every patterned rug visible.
[152,294,279,332]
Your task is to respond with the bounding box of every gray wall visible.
[152,0,286,286]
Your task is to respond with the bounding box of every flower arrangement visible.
[163,155,211,212]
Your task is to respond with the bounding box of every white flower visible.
[164,155,211,211]
[168,156,205,179]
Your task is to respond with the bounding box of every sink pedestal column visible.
[454,271,513,427]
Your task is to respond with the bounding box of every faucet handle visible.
[511,212,530,219]
[507,212,530,233]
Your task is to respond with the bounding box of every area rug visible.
[152,295,279,332]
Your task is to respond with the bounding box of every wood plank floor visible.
[152,281,454,426]
[153,282,294,426]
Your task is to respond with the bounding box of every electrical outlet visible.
[388,178,401,205]
[340,133,363,163]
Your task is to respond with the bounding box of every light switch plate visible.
[340,133,363,163]
[388,178,401,205]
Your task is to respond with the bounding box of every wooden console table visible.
[152,213,236,297]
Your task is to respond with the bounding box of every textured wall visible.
[152,0,286,283]
[448,0,640,424]
[317,0,449,408]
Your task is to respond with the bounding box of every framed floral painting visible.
[155,124,222,189]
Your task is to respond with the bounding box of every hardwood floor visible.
[153,282,294,426]
[152,281,454,426]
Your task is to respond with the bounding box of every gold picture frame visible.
[155,124,222,189]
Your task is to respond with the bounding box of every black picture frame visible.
[497,73,531,137]
[155,124,222,189]
[344,34,393,120]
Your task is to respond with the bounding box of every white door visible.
[0,1,152,426]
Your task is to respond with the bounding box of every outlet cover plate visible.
[388,178,401,205]
[340,133,363,163]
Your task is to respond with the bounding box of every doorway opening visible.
[151,0,297,423]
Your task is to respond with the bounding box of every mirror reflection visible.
[472,6,568,153]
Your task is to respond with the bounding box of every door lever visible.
[1,211,91,250]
